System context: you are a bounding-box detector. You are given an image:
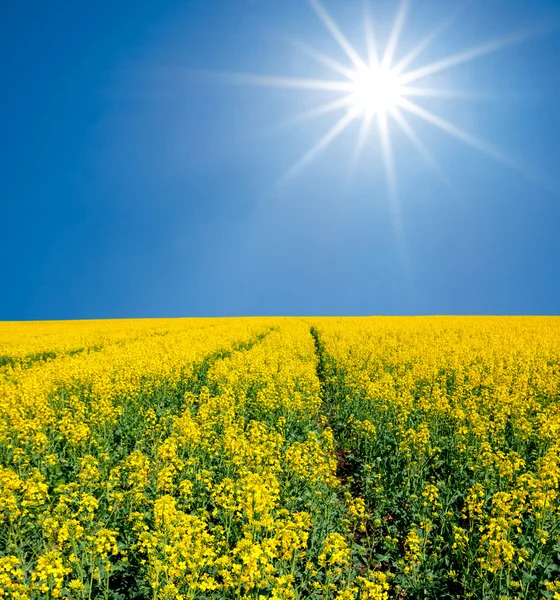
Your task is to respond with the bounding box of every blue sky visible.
[2,0,560,319]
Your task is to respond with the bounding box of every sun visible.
[350,65,403,116]
[220,0,546,192]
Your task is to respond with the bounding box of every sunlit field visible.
[1,317,559,599]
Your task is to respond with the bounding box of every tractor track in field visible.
[310,325,360,489]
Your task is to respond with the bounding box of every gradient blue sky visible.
[2,0,560,319]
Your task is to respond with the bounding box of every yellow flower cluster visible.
[1,317,393,598]
[1,315,558,598]
[312,316,560,598]
[0,318,181,363]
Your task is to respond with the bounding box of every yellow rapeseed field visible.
[0,317,558,599]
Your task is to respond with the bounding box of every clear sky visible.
[2,0,560,319]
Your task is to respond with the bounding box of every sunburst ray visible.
[397,96,552,190]
[400,86,498,100]
[403,97,558,193]
[309,0,367,71]
[363,1,379,68]
[381,0,410,70]
[277,107,359,185]
[377,108,412,300]
[389,105,454,191]
[261,95,354,136]
[389,106,438,172]
[377,110,397,201]
[398,26,546,85]
[219,72,355,93]
[350,108,376,174]
[289,38,357,80]
[391,0,473,75]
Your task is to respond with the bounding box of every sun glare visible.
[221,0,547,193]
[351,65,403,115]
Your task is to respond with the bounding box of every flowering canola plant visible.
[311,316,560,599]
[0,316,558,599]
